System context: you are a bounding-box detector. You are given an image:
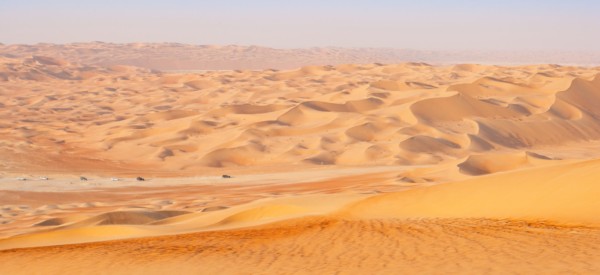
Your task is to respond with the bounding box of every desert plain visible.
[1,43,600,274]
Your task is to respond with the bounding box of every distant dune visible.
[1,55,599,175]
[1,42,600,70]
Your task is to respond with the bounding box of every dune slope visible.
[1,159,600,274]
[2,43,600,70]
[343,159,600,225]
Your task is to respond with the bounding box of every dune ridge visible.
[2,43,600,70]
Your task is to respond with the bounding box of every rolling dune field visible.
[1,47,600,274]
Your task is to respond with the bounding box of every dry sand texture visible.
[1,48,600,274]
[2,56,600,175]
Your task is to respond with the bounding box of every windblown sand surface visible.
[1,49,600,274]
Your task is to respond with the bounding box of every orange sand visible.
[1,45,600,274]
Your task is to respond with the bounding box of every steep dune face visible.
[473,76,600,149]
[458,152,531,175]
[410,93,521,122]
[1,57,599,175]
[344,158,600,225]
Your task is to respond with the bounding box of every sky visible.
[1,0,599,51]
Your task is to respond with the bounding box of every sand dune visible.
[1,57,599,175]
[458,151,532,175]
[1,159,600,274]
[2,43,600,70]
[6,218,600,274]
[3,157,599,249]
[344,159,600,225]
[1,50,600,273]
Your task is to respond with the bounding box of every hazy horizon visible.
[1,0,599,51]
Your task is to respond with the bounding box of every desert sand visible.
[1,45,600,274]
[2,42,600,70]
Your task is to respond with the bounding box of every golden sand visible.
[1,48,600,274]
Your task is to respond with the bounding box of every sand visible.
[1,45,600,274]
[2,43,600,70]
[1,162,600,274]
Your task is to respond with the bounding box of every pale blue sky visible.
[1,0,599,50]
